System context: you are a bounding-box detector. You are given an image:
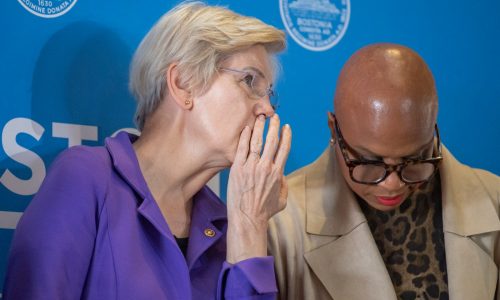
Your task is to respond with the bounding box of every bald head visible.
[334,43,438,140]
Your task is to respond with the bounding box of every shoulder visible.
[51,144,111,173]
[269,164,310,255]
[273,165,308,224]
[471,168,500,193]
[442,146,500,209]
[284,166,307,210]
[271,148,335,232]
[470,167,500,213]
[25,145,112,220]
[441,147,500,238]
[275,148,335,225]
[287,166,307,192]
[47,145,111,187]
[11,145,112,259]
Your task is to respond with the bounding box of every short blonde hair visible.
[129,1,286,130]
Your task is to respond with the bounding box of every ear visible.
[327,111,337,142]
[166,63,193,110]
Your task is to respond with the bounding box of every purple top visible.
[3,132,277,299]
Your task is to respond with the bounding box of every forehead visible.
[338,113,434,158]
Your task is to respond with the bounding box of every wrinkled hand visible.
[226,114,292,263]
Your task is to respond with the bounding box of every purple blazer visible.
[3,132,277,299]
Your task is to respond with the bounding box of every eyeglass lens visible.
[352,162,436,184]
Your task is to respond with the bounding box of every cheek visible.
[223,107,253,133]
[345,176,372,199]
[220,91,254,119]
[220,107,256,151]
[197,80,258,149]
[199,93,252,131]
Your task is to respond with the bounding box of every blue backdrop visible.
[1,0,499,294]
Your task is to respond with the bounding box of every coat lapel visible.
[444,233,497,299]
[303,147,397,300]
[440,147,500,299]
[304,224,397,300]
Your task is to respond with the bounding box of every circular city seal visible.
[17,0,78,18]
[280,0,350,51]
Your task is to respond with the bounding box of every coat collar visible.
[105,131,150,200]
[304,146,366,236]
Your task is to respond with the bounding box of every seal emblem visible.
[17,0,78,18]
[280,0,350,51]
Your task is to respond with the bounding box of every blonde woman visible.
[4,2,291,299]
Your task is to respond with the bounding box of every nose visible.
[378,170,405,191]
[255,96,275,118]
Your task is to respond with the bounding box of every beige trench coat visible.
[269,146,500,300]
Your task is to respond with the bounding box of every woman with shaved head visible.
[269,43,500,300]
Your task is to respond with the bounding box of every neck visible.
[132,104,227,233]
[134,129,223,207]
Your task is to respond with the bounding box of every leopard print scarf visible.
[358,174,449,300]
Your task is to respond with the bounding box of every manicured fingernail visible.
[259,115,265,121]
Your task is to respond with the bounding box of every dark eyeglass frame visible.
[333,115,443,185]
[219,67,279,110]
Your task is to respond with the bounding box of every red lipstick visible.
[376,194,404,207]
